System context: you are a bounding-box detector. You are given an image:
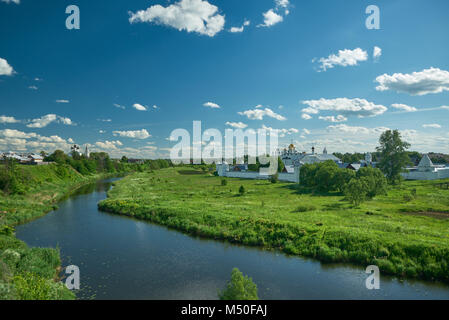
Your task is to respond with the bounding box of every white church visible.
[401,154,449,180]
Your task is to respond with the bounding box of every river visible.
[15,179,449,300]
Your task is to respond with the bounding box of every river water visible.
[15,179,449,300]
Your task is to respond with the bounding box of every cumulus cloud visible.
[422,124,442,129]
[0,115,20,124]
[56,99,70,104]
[113,129,151,139]
[95,140,123,150]
[0,129,73,153]
[375,67,449,96]
[301,98,387,118]
[259,9,283,27]
[0,58,14,76]
[373,46,382,60]
[261,125,298,137]
[391,103,417,112]
[132,103,147,111]
[301,113,312,120]
[129,0,225,37]
[26,114,74,128]
[238,107,286,121]
[314,48,368,72]
[230,20,250,33]
[203,102,221,109]
[327,124,390,135]
[226,122,248,129]
[318,115,348,123]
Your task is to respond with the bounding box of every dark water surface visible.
[15,179,449,300]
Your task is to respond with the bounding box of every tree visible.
[121,156,128,163]
[270,173,279,184]
[332,169,356,192]
[219,268,258,300]
[239,185,245,196]
[376,130,411,184]
[356,167,387,199]
[315,161,339,192]
[344,178,368,206]
[277,157,285,173]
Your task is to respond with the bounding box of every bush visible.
[294,205,316,213]
[239,186,245,196]
[221,178,228,186]
[270,173,279,184]
[219,268,258,300]
[344,178,368,206]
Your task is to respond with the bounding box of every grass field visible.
[99,167,449,283]
[0,164,113,300]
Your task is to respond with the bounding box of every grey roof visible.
[418,154,434,168]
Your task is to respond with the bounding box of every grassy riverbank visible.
[99,167,449,283]
[0,163,114,300]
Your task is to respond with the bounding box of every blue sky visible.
[1,0,449,158]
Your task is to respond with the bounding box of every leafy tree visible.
[277,157,285,173]
[219,268,258,300]
[315,161,339,192]
[344,178,368,206]
[121,156,128,163]
[356,167,387,198]
[332,169,356,192]
[376,130,411,184]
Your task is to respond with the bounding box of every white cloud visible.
[327,124,390,135]
[261,125,298,137]
[275,0,290,8]
[391,103,417,112]
[0,58,14,76]
[230,20,250,33]
[373,46,382,60]
[129,0,225,37]
[0,129,73,153]
[302,128,311,135]
[26,114,74,128]
[132,103,147,111]
[422,124,442,129]
[0,115,20,124]
[114,103,126,109]
[375,67,449,96]
[314,48,368,72]
[238,107,286,121]
[56,99,70,104]
[113,129,151,140]
[259,9,283,27]
[28,85,38,90]
[301,98,387,118]
[95,140,123,150]
[226,122,248,129]
[0,0,20,4]
[318,115,348,123]
[203,101,221,109]
[301,113,312,120]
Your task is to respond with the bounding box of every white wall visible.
[218,169,299,183]
[401,168,449,180]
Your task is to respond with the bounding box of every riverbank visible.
[0,164,118,300]
[99,167,449,284]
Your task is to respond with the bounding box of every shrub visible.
[270,173,279,184]
[344,178,368,206]
[219,268,258,300]
[239,186,245,196]
[221,178,228,186]
[294,205,316,213]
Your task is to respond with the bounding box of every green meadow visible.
[99,167,449,283]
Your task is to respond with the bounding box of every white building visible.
[401,154,449,180]
[280,145,341,167]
